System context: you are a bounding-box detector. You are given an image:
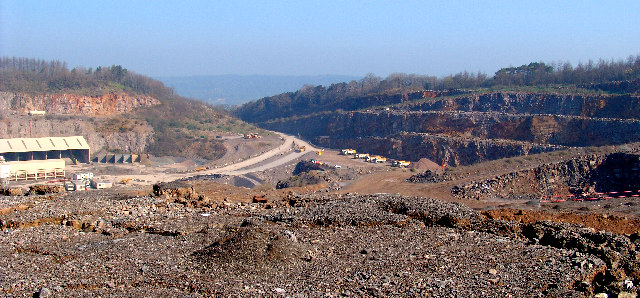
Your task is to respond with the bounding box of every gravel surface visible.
[1,189,638,296]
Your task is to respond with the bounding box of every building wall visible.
[8,159,65,173]
[6,159,65,180]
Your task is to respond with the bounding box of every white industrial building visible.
[0,136,90,163]
[0,136,90,181]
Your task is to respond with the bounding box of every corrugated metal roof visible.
[0,136,90,153]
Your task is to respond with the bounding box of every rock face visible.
[449,153,640,200]
[0,92,160,116]
[404,92,640,119]
[314,133,561,166]
[235,89,468,123]
[254,91,640,166]
[0,91,157,154]
[0,114,153,154]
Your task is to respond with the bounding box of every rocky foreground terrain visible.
[1,182,639,297]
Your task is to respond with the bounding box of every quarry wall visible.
[0,91,159,116]
[257,92,640,166]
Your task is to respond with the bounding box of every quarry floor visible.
[3,137,640,296]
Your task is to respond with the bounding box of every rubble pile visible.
[1,187,24,196]
[275,160,356,189]
[406,169,451,183]
[275,170,333,189]
[152,181,213,207]
[28,185,65,195]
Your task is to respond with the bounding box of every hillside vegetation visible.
[0,57,264,159]
[236,55,640,122]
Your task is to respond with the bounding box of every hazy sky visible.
[1,1,639,77]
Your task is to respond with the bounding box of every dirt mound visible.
[411,158,441,170]
[407,169,451,183]
[276,170,332,189]
[292,160,331,175]
[192,226,309,274]
[2,187,639,296]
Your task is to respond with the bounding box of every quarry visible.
[1,61,640,297]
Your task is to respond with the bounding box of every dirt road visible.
[214,134,317,175]
[109,133,317,185]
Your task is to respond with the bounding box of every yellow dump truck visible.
[341,149,356,155]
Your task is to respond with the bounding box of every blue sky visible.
[1,0,639,77]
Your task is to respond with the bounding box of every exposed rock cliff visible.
[314,133,561,166]
[263,110,640,147]
[0,91,159,116]
[450,153,640,200]
[0,91,160,154]
[0,113,152,154]
[253,91,640,166]
[402,92,640,120]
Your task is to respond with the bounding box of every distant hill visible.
[156,74,361,106]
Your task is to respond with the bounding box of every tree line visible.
[0,57,173,99]
[346,55,640,93]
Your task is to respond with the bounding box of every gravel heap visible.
[406,169,451,183]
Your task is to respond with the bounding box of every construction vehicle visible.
[341,149,356,155]
[368,156,387,163]
[317,151,323,156]
[243,133,261,139]
[296,146,306,153]
[355,153,369,159]
[392,160,411,167]
[119,177,132,185]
